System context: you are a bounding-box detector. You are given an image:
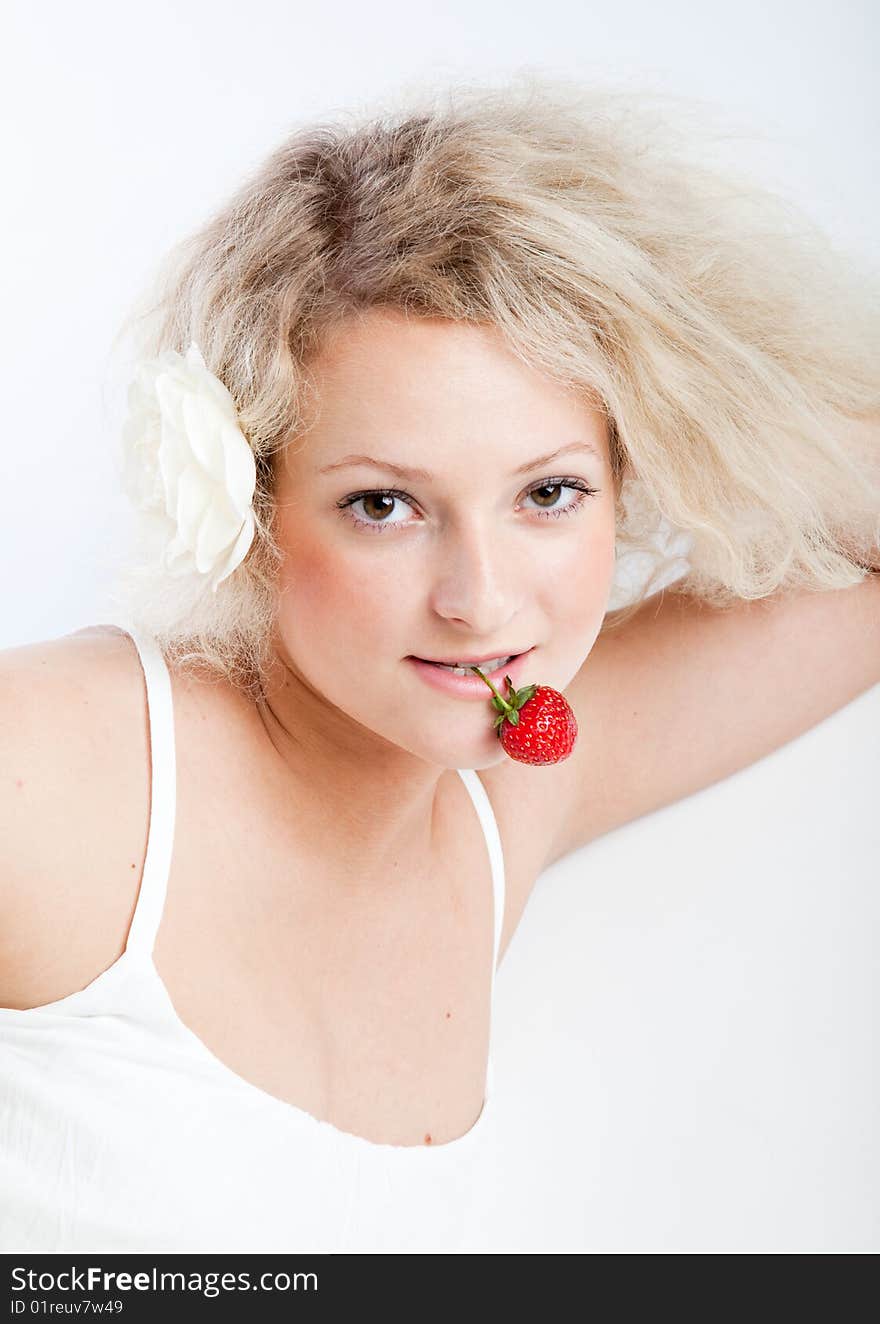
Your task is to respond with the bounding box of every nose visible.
[427,519,525,638]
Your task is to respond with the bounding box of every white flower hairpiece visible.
[120,341,257,594]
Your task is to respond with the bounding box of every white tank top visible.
[0,625,507,1253]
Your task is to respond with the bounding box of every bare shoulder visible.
[0,625,153,1009]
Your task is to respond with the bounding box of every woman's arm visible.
[0,633,147,1009]
[543,570,880,866]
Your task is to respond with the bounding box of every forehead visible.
[296,307,609,458]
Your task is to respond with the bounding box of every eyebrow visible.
[318,440,602,481]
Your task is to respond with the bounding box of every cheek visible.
[278,536,404,638]
[551,515,617,619]
[281,541,344,614]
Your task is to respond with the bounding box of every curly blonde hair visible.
[109,72,880,701]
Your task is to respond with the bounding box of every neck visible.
[252,652,449,892]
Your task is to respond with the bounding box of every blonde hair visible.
[109,72,880,700]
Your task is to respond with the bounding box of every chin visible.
[442,727,510,771]
[469,745,511,772]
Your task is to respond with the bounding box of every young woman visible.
[1,77,877,1253]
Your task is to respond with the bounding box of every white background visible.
[2,0,878,1251]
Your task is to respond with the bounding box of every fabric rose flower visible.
[120,341,257,594]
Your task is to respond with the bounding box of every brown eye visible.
[523,479,598,520]
[361,493,397,522]
[336,488,418,534]
[529,482,565,509]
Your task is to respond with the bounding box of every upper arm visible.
[545,573,880,867]
[0,628,149,1008]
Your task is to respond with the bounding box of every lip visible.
[406,647,535,700]
[416,648,530,666]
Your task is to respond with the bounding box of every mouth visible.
[409,649,528,676]
[406,647,535,698]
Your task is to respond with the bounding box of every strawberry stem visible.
[470,665,515,715]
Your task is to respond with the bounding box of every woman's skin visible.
[254,306,617,884]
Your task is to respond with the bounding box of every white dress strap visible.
[120,626,178,960]
[455,768,507,987]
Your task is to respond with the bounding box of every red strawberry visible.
[470,666,578,766]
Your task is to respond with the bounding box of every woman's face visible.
[270,307,618,770]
